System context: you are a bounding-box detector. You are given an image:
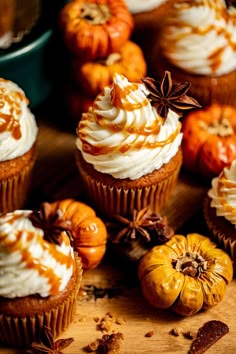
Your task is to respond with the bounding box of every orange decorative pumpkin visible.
[51,199,107,269]
[182,103,236,179]
[71,40,147,96]
[59,0,134,60]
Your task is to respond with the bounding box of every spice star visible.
[142,71,201,120]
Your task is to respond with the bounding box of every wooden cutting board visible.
[1,118,234,354]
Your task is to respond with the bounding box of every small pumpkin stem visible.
[80,3,111,25]
[173,251,208,277]
[199,109,233,137]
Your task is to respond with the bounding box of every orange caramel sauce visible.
[217,173,236,214]
[81,124,181,156]
[0,85,23,139]
[1,214,74,295]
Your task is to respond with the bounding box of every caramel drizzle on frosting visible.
[163,1,236,72]
[0,80,25,139]
[1,213,74,295]
[217,171,236,214]
[111,82,150,111]
[81,124,181,155]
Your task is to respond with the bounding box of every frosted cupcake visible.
[151,0,236,108]
[0,203,83,348]
[0,78,38,213]
[204,160,236,274]
[75,71,200,218]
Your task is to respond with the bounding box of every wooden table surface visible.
[0,106,235,354]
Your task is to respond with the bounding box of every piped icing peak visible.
[110,73,149,111]
[0,210,75,298]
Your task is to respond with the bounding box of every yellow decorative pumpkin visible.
[138,233,233,316]
[71,40,147,96]
[51,199,107,270]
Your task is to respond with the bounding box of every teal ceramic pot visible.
[0,28,53,108]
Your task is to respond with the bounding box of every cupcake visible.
[0,0,41,49]
[0,78,38,213]
[125,0,175,34]
[151,0,236,108]
[75,71,200,219]
[0,0,15,49]
[0,203,83,348]
[13,0,41,44]
[204,160,236,274]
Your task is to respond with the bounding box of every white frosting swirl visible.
[0,210,75,298]
[0,78,38,161]
[125,0,167,14]
[208,160,236,225]
[76,74,182,180]
[160,0,236,75]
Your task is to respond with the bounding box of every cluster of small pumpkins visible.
[59,0,147,123]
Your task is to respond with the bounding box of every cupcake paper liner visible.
[204,196,236,275]
[0,255,82,348]
[79,160,181,219]
[0,155,35,213]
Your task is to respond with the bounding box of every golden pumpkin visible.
[59,0,134,60]
[71,40,147,96]
[138,233,233,316]
[51,199,107,270]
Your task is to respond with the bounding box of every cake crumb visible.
[183,330,196,340]
[115,317,126,325]
[145,330,154,338]
[170,327,183,336]
[96,313,126,333]
[85,332,124,353]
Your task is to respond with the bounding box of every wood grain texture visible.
[1,118,234,354]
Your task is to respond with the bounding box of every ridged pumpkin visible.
[59,0,134,60]
[182,103,236,179]
[71,40,147,96]
[51,199,107,270]
[138,233,233,316]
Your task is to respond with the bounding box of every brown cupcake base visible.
[0,254,82,348]
[76,149,182,219]
[0,143,37,213]
[203,196,236,275]
[150,42,236,109]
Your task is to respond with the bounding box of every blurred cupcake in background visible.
[0,0,16,49]
[0,78,38,213]
[0,0,41,49]
[150,0,236,108]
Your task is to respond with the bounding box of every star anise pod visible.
[26,326,74,354]
[107,207,174,246]
[142,71,201,120]
[28,202,72,245]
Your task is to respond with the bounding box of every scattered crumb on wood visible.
[145,331,155,338]
[85,332,124,353]
[170,328,183,336]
